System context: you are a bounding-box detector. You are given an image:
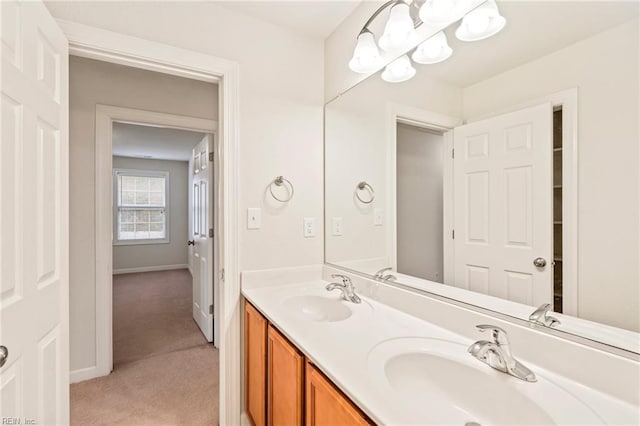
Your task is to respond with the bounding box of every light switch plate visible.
[332,217,343,236]
[247,208,261,230]
[303,217,316,238]
[374,208,383,226]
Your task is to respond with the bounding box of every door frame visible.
[385,102,461,281]
[96,105,218,371]
[58,20,242,425]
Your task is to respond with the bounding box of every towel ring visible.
[269,176,294,202]
[355,181,375,204]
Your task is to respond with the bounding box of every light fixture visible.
[349,0,506,83]
[378,2,418,53]
[411,31,452,64]
[381,55,416,83]
[455,0,506,42]
[419,0,471,25]
[349,31,381,73]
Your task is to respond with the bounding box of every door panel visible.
[191,135,214,342]
[453,103,552,306]
[1,1,69,423]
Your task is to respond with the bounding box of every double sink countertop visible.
[242,279,638,425]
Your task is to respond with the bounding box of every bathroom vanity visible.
[241,267,638,425]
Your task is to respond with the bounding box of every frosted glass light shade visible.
[381,55,416,83]
[379,2,418,53]
[349,31,382,73]
[455,0,506,42]
[419,0,471,25]
[411,31,452,64]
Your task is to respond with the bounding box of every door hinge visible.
[220,268,225,282]
[451,148,455,159]
[209,228,214,238]
[209,304,214,315]
[452,229,455,239]
[209,152,214,162]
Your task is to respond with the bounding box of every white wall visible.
[68,56,217,371]
[463,19,639,331]
[397,124,444,282]
[47,3,326,372]
[112,156,189,272]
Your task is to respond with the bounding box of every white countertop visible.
[243,279,639,425]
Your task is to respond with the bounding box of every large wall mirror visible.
[325,1,639,353]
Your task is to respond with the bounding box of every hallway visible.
[70,270,219,425]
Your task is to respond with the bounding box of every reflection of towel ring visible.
[355,181,375,204]
[269,176,294,202]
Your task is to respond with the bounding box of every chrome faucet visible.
[529,303,561,327]
[326,274,361,304]
[373,267,397,281]
[468,325,536,382]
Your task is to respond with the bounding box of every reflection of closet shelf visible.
[554,257,563,262]
[554,221,562,225]
[553,147,563,152]
[553,185,562,189]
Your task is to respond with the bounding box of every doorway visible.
[69,56,220,423]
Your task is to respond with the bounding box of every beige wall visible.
[69,56,217,371]
[463,19,639,331]
[112,156,189,272]
[49,1,326,373]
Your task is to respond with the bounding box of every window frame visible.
[112,168,171,245]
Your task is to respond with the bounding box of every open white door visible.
[453,103,553,306]
[190,135,215,342]
[1,0,69,423]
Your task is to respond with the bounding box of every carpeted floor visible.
[70,269,219,425]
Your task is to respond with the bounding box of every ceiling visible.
[415,1,640,88]
[112,122,206,161]
[218,0,362,39]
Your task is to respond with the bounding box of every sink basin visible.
[282,295,353,322]
[368,337,603,425]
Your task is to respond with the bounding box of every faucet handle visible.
[475,324,509,345]
[331,274,351,285]
[529,303,561,327]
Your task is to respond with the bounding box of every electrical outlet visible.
[247,208,261,230]
[332,217,343,236]
[303,217,316,238]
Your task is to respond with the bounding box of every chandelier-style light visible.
[349,0,506,83]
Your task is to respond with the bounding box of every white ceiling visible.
[112,122,206,161]
[218,0,362,39]
[418,1,640,88]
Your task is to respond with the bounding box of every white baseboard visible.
[113,264,189,275]
[70,366,102,384]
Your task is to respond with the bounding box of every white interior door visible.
[190,135,214,342]
[453,103,553,306]
[1,0,69,423]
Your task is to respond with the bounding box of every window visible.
[113,169,170,244]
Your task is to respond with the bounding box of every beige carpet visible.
[71,269,219,425]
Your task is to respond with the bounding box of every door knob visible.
[533,257,547,268]
[0,346,7,368]
[187,240,195,246]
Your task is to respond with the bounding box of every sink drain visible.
[465,423,481,426]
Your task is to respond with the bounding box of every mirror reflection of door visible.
[396,102,564,309]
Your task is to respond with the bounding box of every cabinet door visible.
[268,325,304,425]
[245,301,267,426]
[305,362,372,426]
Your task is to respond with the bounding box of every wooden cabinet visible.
[245,300,372,426]
[267,325,304,426]
[305,361,371,426]
[245,301,268,426]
